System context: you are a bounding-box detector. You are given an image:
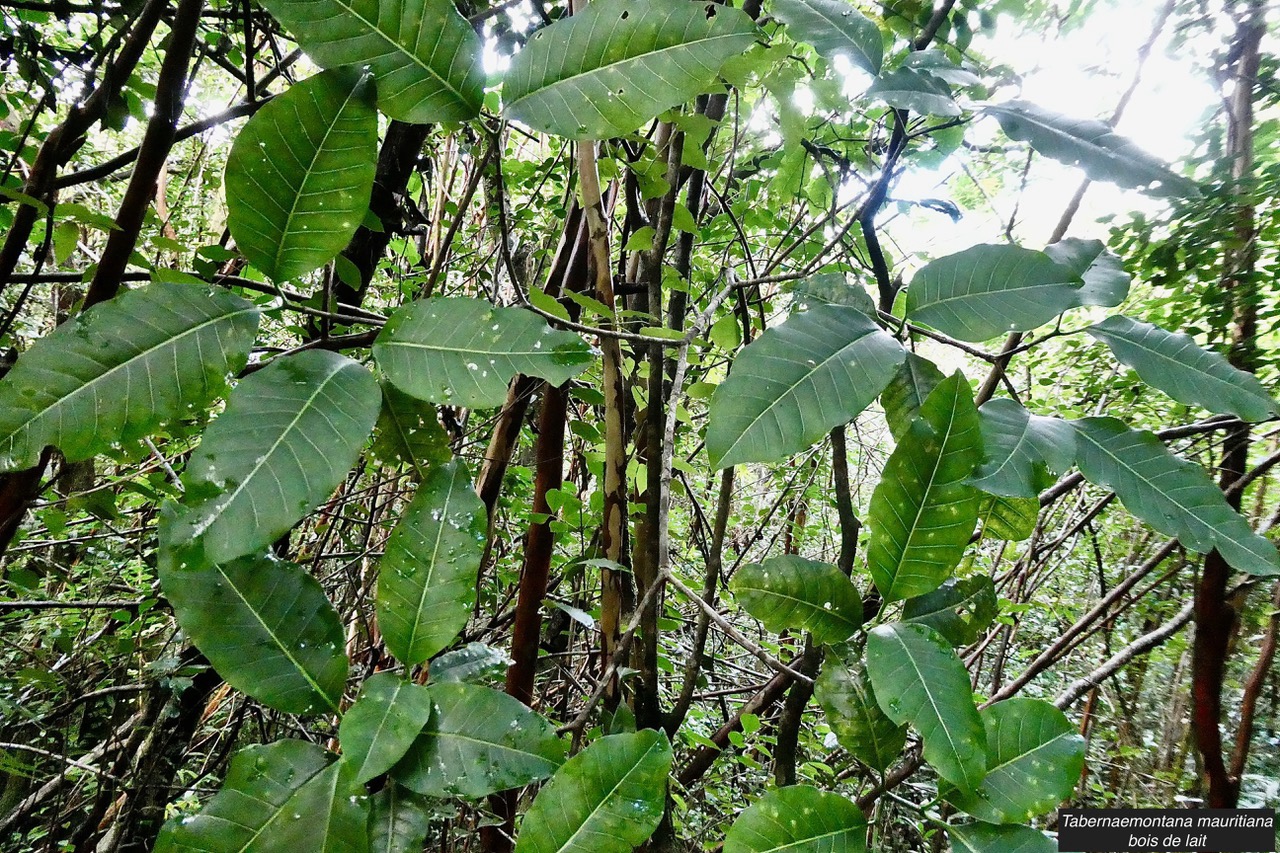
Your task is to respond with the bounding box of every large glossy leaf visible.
[514,730,673,853]
[985,100,1199,197]
[707,304,904,468]
[0,282,258,472]
[374,297,593,409]
[1044,238,1130,308]
[731,555,861,644]
[339,673,434,784]
[866,67,959,116]
[376,459,486,665]
[226,69,378,282]
[902,576,998,647]
[256,0,483,122]
[947,698,1085,824]
[428,641,512,684]
[971,399,1075,499]
[723,785,867,853]
[948,823,1055,853]
[369,785,433,853]
[788,272,876,315]
[1087,316,1277,422]
[867,373,983,601]
[161,350,381,570]
[770,0,881,74]
[160,553,347,715]
[156,740,368,853]
[1073,417,1280,576]
[906,244,1084,342]
[977,494,1039,541]
[881,351,945,441]
[503,0,757,139]
[392,682,565,798]
[371,379,453,479]
[814,647,907,772]
[865,623,987,792]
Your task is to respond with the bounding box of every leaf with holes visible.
[971,399,1075,499]
[867,373,983,602]
[866,67,959,116]
[1044,238,1130,308]
[374,297,593,409]
[707,304,904,468]
[770,0,881,74]
[906,244,1084,342]
[372,379,453,478]
[985,100,1199,197]
[948,823,1055,853]
[731,555,862,644]
[723,785,867,853]
[1073,417,1280,576]
[1087,315,1277,422]
[376,459,487,666]
[946,699,1085,824]
[881,351,945,441]
[392,682,565,798]
[339,673,435,784]
[866,623,987,792]
[815,647,906,772]
[155,740,368,853]
[514,730,672,853]
[225,69,378,282]
[902,576,998,647]
[160,350,380,570]
[0,282,258,473]
[160,553,347,715]
[503,0,758,139]
[256,0,483,122]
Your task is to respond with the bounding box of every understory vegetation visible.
[0,0,1277,850]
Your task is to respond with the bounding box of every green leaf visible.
[867,373,983,601]
[1043,238,1130,308]
[369,785,433,853]
[0,282,258,472]
[1087,316,1277,422]
[1073,417,1280,576]
[502,0,758,139]
[880,351,945,441]
[866,68,959,116]
[374,297,594,409]
[971,399,1075,499]
[977,494,1039,541]
[787,272,877,315]
[706,304,904,468]
[225,69,378,282]
[770,0,882,74]
[392,682,565,798]
[723,785,867,853]
[865,623,987,791]
[160,553,347,715]
[52,220,77,264]
[946,698,1085,824]
[906,244,1084,343]
[901,576,998,647]
[156,740,368,853]
[376,459,488,665]
[371,379,453,479]
[901,50,979,86]
[160,350,381,570]
[731,555,862,644]
[514,730,672,853]
[947,823,1055,853]
[256,0,483,122]
[985,100,1199,197]
[428,641,513,683]
[814,647,907,772]
[339,673,434,784]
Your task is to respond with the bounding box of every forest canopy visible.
[0,0,1277,851]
